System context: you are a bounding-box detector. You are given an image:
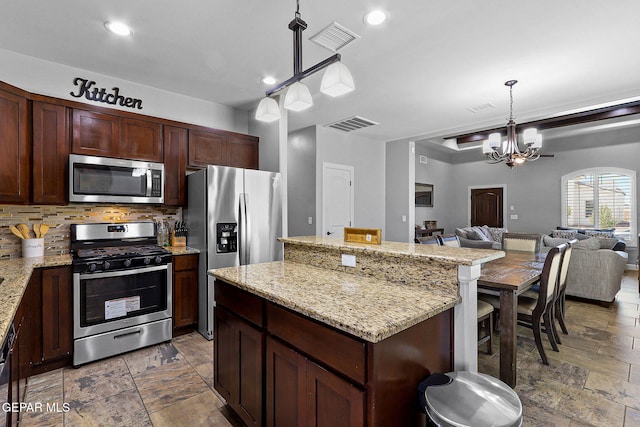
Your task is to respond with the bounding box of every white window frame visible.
[561,167,637,246]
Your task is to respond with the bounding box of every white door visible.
[322,163,354,237]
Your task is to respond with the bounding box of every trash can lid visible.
[423,371,522,427]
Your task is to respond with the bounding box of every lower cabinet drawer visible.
[266,302,366,385]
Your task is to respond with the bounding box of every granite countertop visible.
[280,235,503,265]
[166,246,200,256]
[210,260,460,343]
[0,255,72,346]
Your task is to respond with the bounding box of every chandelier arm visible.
[265,53,341,97]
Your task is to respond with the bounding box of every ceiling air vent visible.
[310,22,360,52]
[467,103,495,113]
[325,116,379,132]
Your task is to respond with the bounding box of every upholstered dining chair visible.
[502,232,542,253]
[437,234,461,247]
[480,244,566,365]
[415,235,440,245]
[553,239,578,342]
[477,300,494,355]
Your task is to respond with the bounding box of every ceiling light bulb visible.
[364,10,388,26]
[261,76,277,85]
[104,21,133,36]
[320,62,355,97]
[255,97,281,122]
[284,82,313,112]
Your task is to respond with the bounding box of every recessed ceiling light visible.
[261,76,277,85]
[104,21,133,36]
[364,9,389,26]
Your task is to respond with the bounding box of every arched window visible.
[562,168,636,246]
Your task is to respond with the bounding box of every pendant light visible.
[255,0,355,122]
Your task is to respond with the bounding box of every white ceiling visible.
[2,0,640,145]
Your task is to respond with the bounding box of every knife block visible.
[170,231,186,247]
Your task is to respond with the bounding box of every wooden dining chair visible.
[477,300,494,355]
[437,234,461,247]
[502,232,542,253]
[415,235,440,245]
[553,239,578,341]
[518,244,566,364]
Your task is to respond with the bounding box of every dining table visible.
[477,250,547,387]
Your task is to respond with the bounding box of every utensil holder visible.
[22,238,44,258]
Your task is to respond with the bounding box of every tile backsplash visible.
[0,204,181,259]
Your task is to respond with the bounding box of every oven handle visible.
[77,264,168,280]
[114,329,142,339]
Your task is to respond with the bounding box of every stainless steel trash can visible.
[418,371,523,427]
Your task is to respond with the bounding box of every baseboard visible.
[626,263,638,271]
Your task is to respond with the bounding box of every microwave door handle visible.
[146,169,152,196]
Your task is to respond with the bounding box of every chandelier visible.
[255,0,355,122]
[482,80,542,167]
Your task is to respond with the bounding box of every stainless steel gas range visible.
[70,222,172,366]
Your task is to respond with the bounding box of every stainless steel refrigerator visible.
[185,165,283,340]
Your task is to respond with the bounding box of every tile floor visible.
[17,271,640,426]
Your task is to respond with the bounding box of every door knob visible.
[326,231,333,235]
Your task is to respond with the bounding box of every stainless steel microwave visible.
[69,154,164,204]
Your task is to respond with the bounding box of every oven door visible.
[73,264,172,339]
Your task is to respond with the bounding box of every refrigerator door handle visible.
[239,193,249,265]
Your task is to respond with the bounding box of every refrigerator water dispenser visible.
[216,222,237,253]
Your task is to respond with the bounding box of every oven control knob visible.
[124,259,132,267]
[103,261,111,270]
[154,256,163,264]
[88,263,97,272]
[144,257,151,265]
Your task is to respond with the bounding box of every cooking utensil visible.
[34,223,41,238]
[17,223,32,239]
[10,225,24,239]
[39,224,50,237]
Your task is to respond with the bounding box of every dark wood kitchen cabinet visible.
[72,109,163,162]
[0,83,30,204]
[266,336,365,427]
[163,126,188,206]
[172,254,199,335]
[32,101,69,204]
[188,129,258,170]
[29,266,73,375]
[215,282,264,427]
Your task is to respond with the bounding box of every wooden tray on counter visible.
[344,227,382,245]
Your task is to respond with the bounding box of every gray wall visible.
[385,141,414,242]
[249,115,280,173]
[288,127,317,236]
[414,144,455,234]
[315,126,386,236]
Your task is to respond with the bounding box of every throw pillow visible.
[487,227,508,243]
[585,230,614,238]
[543,235,570,247]
[551,230,577,239]
[573,237,601,250]
[455,228,469,239]
[471,226,492,241]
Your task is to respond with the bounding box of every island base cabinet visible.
[214,307,263,427]
[266,336,365,427]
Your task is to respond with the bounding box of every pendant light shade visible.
[255,97,281,122]
[284,81,313,111]
[320,62,355,97]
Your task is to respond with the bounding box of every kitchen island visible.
[210,236,502,427]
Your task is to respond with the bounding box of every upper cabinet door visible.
[120,117,163,162]
[0,89,30,203]
[227,135,258,170]
[188,130,226,167]
[72,109,119,157]
[163,126,188,206]
[32,102,69,205]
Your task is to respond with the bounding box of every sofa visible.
[454,225,505,250]
[541,233,628,304]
